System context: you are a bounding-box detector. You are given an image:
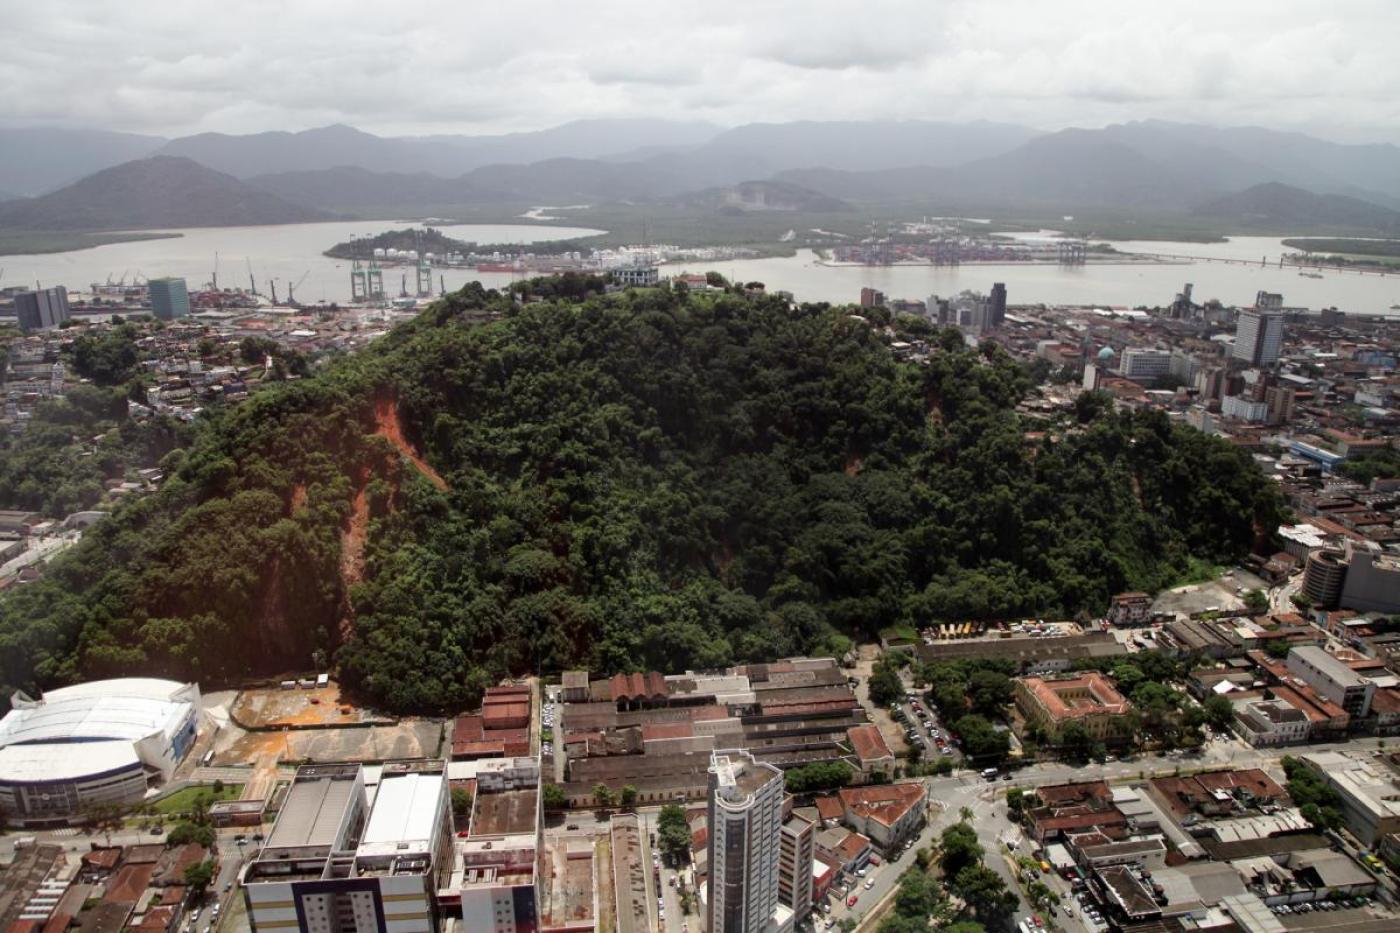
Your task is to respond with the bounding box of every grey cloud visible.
[1,0,1397,143]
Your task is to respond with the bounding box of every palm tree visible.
[960,806,975,822]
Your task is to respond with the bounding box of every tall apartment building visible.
[1287,646,1375,718]
[987,282,1007,328]
[1232,309,1285,366]
[148,277,191,321]
[1340,549,1400,615]
[14,287,70,332]
[242,761,452,933]
[1119,348,1172,382]
[707,750,792,933]
[859,288,885,309]
[777,811,814,924]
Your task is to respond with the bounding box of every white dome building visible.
[0,678,201,826]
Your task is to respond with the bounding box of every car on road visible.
[863,879,875,890]
[846,895,858,908]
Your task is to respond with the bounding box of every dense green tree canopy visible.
[0,282,1283,713]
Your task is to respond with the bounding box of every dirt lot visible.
[1150,568,1269,618]
[541,836,595,928]
[214,720,443,767]
[231,684,394,728]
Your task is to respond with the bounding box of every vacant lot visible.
[231,684,394,728]
[215,721,443,766]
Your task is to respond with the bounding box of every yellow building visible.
[1015,673,1133,742]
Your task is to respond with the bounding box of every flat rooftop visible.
[471,788,538,837]
[1291,646,1370,687]
[358,769,445,855]
[264,764,362,850]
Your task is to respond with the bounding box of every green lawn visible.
[151,784,243,815]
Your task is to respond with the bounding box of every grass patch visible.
[880,624,920,643]
[1168,557,1227,588]
[151,784,242,815]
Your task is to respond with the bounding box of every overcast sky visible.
[5,0,1398,143]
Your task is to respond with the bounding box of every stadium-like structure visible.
[0,678,200,825]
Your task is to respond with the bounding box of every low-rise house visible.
[836,782,926,852]
[845,724,895,778]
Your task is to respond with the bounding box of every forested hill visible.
[0,281,1282,713]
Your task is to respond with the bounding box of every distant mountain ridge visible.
[0,156,331,230]
[1193,182,1400,234]
[6,118,1400,234]
[0,127,165,196]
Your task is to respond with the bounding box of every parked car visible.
[846,895,858,908]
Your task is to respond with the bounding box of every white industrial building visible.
[243,760,452,933]
[0,678,200,825]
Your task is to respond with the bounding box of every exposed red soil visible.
[844,452,864,476]
[374,395,447,490]
[338,468,371,642]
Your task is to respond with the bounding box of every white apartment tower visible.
[707,750,791,933]
[1232,309,1285,367]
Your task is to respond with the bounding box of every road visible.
[0,531,79,579]
[1271,569,1305,615]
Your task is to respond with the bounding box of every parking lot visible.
[893,675,958,763]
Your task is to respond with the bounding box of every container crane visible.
[247,258,257,296]
[286,270,310,306]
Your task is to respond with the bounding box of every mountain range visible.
[3,118,1400,234]
[0,157,329,230]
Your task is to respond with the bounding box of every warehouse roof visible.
[358,768,445,855]
[265,763,362,850]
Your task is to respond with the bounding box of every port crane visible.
[286,271,309,305]
[247,258,257,296]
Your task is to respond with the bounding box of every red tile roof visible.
[688,705,730,721]
[1022,673,1130,720]
[814,796,844,823]
[836,831,872,862]
[846,724,894,764]
[610,672,668,702]
[838,783,926,829]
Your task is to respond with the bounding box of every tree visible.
[1203,694,1235,730]
[943,923,987,933]
[592,783,615,809]
[869,658,904,707]
[657,803,692,867]
[542,784,568,810]
[167,821,215,847]
[893,869,943,918]
[69,325,140,386]
[620,785,638,809]
[1059,720,1093,759]
[784,761,854,794]
[451,786,473,818]
[184,860,214,897]
[968,670,1012,712]
[939,821,983,877]
[1006,787,1025,820]
[952,863,1018,920]
[954,715,1009,763]
[1243,589,1269,613]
